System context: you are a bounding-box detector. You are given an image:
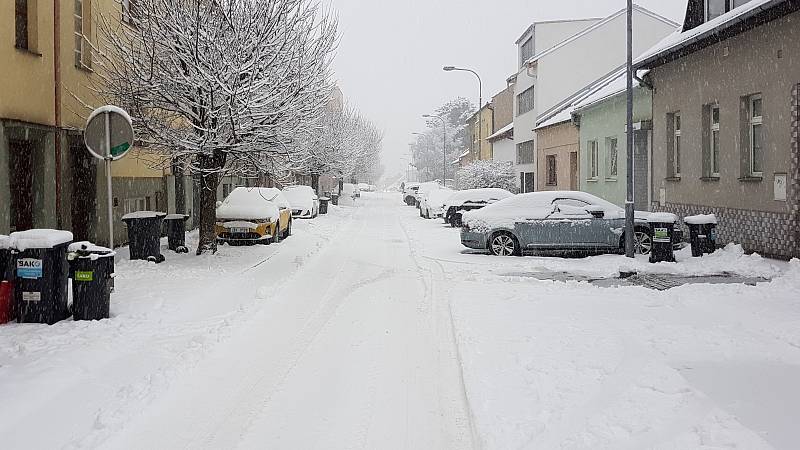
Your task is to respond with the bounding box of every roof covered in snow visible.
[487,122,514,141]
[634,0,796,69]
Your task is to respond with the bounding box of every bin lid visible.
[318,197,330,201]
[684,214,718,225]
[646,212,678,224]
[7,229,73,250]
[121,211,167,221]
[164,214,190,221]
[68,241,115,259]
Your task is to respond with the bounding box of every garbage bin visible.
[68,242,115,321]
[164,214,190,253]
[330,193,339,206]
[318,197,330,215]
[122,211,167,263]
[8,229,73,324]
[647,213,677,264]
[0,235,13,324]
[685,214,718,257]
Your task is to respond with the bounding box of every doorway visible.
[569,152,578,190]
[633,130,650,210]
[69,136,97,241]
[9,140,34,232]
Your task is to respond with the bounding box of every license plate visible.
[230,227,250,234]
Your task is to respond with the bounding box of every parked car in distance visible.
[282,185,319,219]
[403,183,421,206]
[460,191,679,256]
[443,188,514,227]
[340,183,359,206]
[419,187,455,219]
[358,183,373,193]
[414,182,443,208]
[215,187,293,245]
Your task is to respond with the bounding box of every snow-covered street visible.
[2,193,800,449]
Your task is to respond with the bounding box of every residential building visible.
[1,0,170,246]
[489,78,516,178]
[634,0,800,259]
[512,6,678,192]
[466,104,494,162]
[534,116,580,192]
[572,72,654,208]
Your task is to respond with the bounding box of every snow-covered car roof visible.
[416,182,442,195]
[444,188,514,207]
[463,191,625,229]
[282,185,317,211]
[426,188,456,207]
[216,187,281,221]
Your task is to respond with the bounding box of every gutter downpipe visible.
[54,0,63,228]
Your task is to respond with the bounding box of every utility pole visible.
[624,0,636,258]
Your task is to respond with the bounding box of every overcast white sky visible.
[325,0,689,180]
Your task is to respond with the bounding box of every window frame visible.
[546,155,557,186]
[520,37,534,67]
[74,0,83,68]
[516,140,535,165]
[710,105,720,177]
[588,140,599,180]
[749,94,763,177]
[673,113,682,178]
[605,136,618,180]
[517,86,535,116]
[15,0,29,50]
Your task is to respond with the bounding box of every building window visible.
[124,197,146,214]
[749,94,763,176]
[517,86,535,116]
[670,112,682,177]
[15,0,29,50]
[516,140,534,165]
[74,0,85,68]
[710,105,720,176]
[546,155,557,186]
[588,140,598,179]
[705,0,752,22]
[520,37,534,66]
[605,137,618,180]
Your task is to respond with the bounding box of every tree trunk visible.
[338,178,344,196]
[173,160,185,214]
[311,174,320,194]
[196,151,225,255]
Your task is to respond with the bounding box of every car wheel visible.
[489,232,520,257]
[634,229,652,255]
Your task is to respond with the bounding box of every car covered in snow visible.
[460,191,681,256]
[215,187,293,245]
[403,183,421,205]
[413,182,443,208]
[419,187,455,219]
[282,185,319,219]
[443,188,514,227]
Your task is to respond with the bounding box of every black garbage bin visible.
[685,214,718,257]
[122,211,166,263]
[164,214,190,253]
[318,197,330,215]
[8,230,73,324]
[647,213,677,263]
[68,242,115,321]
[331,193,339,206]
[0,235,12,324]
[0,235,10,281]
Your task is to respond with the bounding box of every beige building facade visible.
[535,120,579,191]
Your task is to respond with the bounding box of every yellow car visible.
[215,187,293,245]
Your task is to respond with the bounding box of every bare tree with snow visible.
[456,160,518,192]
[89,0,338,253]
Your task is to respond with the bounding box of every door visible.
[633,130,650,210]
[70,137,97,241]
[569,152,578,190]
[9,140,34,232]
[523,172,535,193]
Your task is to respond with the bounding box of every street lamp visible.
[423,114,447,184]
[443,66,483,160]
[624,0,635,258]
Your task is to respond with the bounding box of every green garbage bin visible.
[647,213,678,264]
[68,242,115,321]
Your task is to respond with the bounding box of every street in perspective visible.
[1,0,800,449]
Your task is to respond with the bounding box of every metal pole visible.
[441,118,447,184]
[104,112,114,250]
[625,0,635,258]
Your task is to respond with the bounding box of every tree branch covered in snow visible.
[411,97,475,181]
[456,160,518,192]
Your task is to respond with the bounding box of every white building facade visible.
[511,7,679,192]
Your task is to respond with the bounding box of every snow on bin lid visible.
[684,214,718,225]
[8,229,73,250]
[164,214,190,220]
[646,212,678,223]
[121,211,167,220]
[68,241,116,259]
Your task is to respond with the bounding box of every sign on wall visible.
[774,173,787,201]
